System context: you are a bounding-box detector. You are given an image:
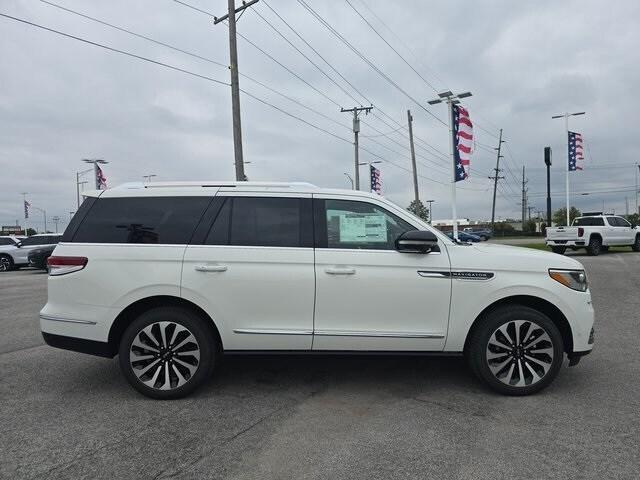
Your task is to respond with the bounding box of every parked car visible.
[0,236,24,271]
[546,215,640,256]
[446,231,482,242]
[2,234,63,270]
[463,228,493,240]
[28,244,57,270]
[41,181,594,399]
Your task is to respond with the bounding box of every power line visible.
[0,13,229,87]
[343,0,440,93]
[295,0,447,127]
[171,0,216,18]
[38,0,350,132]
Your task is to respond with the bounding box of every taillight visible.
[47,256,88,276]
[578,227,584,237]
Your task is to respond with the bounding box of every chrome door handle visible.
[195,264,228,272]
[325,267,356,275]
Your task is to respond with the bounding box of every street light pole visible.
[426,200,435,224]
[427,90,473,241]
[343,173,354,190]
[551,111,585,226]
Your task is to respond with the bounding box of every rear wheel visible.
[0,255,14,272]
[118,307,216,399]
[587,237,602,256]
[550,246,566,255]
[467,305,564,395]
[632,235,640,252]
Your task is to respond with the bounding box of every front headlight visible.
[549,269,588,292]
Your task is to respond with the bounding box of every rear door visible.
[613,217,635,244]
[606,217,621,244]
[181,193,315,351]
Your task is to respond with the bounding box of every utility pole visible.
[489,128,505,229]
[521,166,528,229]
[407,110,419,202]
[52,216,60,233]
[214,0,259,181]
[527,206,534,221]
[341,105,373,190]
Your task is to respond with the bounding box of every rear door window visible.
[72,197,211,244]
[19,236,48,246]
[205,197,312,248]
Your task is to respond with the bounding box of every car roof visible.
[87,181,387,202]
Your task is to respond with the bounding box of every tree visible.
[407,200,429,222]
[26,228,36,236]
[625,213,640,226]
[523,219,537,233]
[493,222,515,235]
[552,207,581,226]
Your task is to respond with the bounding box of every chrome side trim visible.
[233,328,313,336]
[313,329,445,339]
[39,314,97,325]
[417,271,450,278]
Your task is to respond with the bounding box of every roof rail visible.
[110,181,318,190]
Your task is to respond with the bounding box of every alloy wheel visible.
[485,320,554,387]
[129,321,200,390]
[0,257,11,272]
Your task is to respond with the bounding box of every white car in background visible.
[0,235,24,271]
[546,215,640,255]
[41,182,595,399]
[0,234,62,271]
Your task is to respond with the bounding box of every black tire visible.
[466,305,564,396]
[118,307,217,399]
[550,246,566,255]
[0,254,14,272]
[632,235,640,252]
[587,236,602,256]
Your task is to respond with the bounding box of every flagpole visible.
[565,113,570,226]
[448,99,458,241]
[552,111,585,226]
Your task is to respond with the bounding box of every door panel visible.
[181,194,315,351]
[312,197,451,351]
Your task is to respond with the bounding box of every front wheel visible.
[632,235,640,252]
[119,307,216,399]
[466,306,564,395]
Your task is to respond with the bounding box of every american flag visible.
[96,165,108,189]
[453,104,473,181]
[24,200,30,219]
[568,131,584,171]
[370,164,382,195]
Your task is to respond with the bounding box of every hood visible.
[448,242,585,272]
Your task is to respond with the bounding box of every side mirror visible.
[396,230,440,254]
[15,242,22,248]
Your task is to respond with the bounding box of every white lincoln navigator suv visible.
[41,182,595,399]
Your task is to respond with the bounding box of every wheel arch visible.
[588,232,603,244]
[108,295,222,356]
[463,295,573,354]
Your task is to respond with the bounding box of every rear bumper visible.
[42,332,115,358]
[546,240,586,247]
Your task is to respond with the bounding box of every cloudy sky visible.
[1,0,639,231]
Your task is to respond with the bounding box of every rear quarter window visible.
[71,197,211,244]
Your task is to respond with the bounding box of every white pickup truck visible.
[546,215,640,256]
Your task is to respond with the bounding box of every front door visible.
[312,196,452,351]
[181,193,315,351]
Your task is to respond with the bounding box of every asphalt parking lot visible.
[1,252,639,480]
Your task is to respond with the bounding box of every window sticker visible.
[338,213,387,243]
